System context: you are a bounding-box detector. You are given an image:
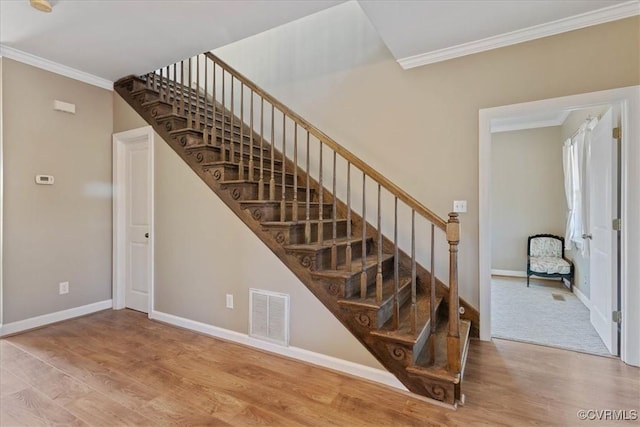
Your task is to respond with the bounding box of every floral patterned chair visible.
[527,234,574,291]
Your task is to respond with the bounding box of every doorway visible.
[478,86,640,367]
[113,126,154,313]
[488,106,616,356]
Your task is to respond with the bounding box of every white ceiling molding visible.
[397,0,640,70]
[0,45,114,91]
[491,110,571,133]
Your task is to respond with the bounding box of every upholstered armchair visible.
[527,234,574,290]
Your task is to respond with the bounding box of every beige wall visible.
[214,2,640,306]
[2,59,113,323]
[113,95,382,368]
[0,58,4,324]
[491,127,565,271]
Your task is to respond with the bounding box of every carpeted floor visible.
[491,277,610,356]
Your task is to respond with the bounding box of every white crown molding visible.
[0,300,112,337]
[398,1,640,69]
[0,45,113,90]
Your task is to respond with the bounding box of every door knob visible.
[582,233,592,240]
[145,233,149,238]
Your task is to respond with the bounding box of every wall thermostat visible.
[35,175,55,185]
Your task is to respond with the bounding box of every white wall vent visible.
[249,289,290,347]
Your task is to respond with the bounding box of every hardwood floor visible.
[1,310,638,426]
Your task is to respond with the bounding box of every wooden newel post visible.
[446,212,461,373]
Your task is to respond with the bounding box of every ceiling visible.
[0,0,637,84]
[0,0,344,81]
[358,0,636,67]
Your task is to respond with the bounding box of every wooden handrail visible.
[205,52,447,230]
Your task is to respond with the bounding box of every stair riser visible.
[342,281,412,330]
[310,255,395,299]
[204,164,306,187]
[171,130,269,160]
[122,77,148,93]
[264,221,348,245]
[369,316,435,372]
[221,182,311,202]
[405,376,457,406]
[344,256,395,298]
[132,88,162,104]
[143,100,174,118]
[292,239,372,272]
[244,204,333,222]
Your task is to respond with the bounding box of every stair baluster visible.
[239,83,245,179]
[305,132,311,243]
[360,174,367,298]
[258,97,265,200]
[230,76,234,161]
[249,89,254,181]
[376,184,383,302]
[189,59,194,129]
[292,123,298,224]
[203,59,208,135]
[393,196,399,330]
[429,222,436,361]
[212,60,217,148]
[172,64,177,115]
[346,162,352,271]
[179,62,185,118]
[280,114,287,222]
[158,68,162,102]
[317,142,324,244]
[331,151,337,269]
[196,55,201,130]
[221,69,226,157]
[411,210,417,334]
[269,104,275,200]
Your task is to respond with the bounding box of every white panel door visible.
[588,108,617,354]
[125,140,150,312]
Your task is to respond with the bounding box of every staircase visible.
[115,52,473,406]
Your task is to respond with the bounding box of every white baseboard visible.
[0,300,113,337]
[491,269,526,277]
[573,285,591,310]
[491,269,562,283]
[149,310,407,392]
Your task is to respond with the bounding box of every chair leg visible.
[527,275,530,287]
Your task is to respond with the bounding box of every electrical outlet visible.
[453,200,467,213]
[226,294,234,309]
[59,281,69,295]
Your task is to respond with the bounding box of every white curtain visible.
[563,117,598,256]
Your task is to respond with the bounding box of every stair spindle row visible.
[133,52,464,376]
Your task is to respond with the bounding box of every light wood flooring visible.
[1,309,638,426]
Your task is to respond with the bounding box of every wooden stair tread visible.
[370,295,437,344]
[202,161,306,180]
[184,144,284,163]
[240,200,331,207]
[312,253,394,279]
[220,179,308,190]
[338,276,411,309]
[261,219,347,227]
[406,319,471,383]
[284,236,369,251]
